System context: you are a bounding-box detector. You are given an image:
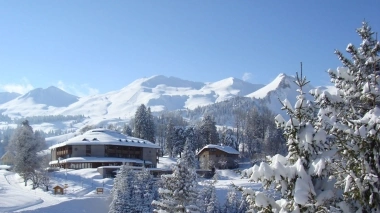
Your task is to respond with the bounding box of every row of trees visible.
[125,103,285,161]
[243,22,380,212]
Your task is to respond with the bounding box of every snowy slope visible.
[0,156,260,213]
[0,86,79,117]
[0,92,20,104]
[0,75,263,120]
[246,73,314,117]
[0,73,324,132]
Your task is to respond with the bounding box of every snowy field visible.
[0,157,260,213]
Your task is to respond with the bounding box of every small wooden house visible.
[197,145,239,169]
[0,151,15,166]
[53,185,64,195]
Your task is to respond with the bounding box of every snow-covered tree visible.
[182,136,197,168]
[146,107,155,142]
[109,166,137,213]
[152,148,199,212]
[243,68,336,212]
[165,119,176,157]
[8,120,45,186]
[136,168,157,213]
[134,104,155,142]
[122,124,132,136]
[199,115,219,146]
[198,176,219,213]
[110,165,157,213]
[314,21,380,212]
[223,187,239,213]
[220,128,238,151]
[173,126,186,158]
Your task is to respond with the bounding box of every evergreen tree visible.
[134,104,155,142]
[134,104,148,139]
[136,168,157,213]
[237,192,248,213]
[315,22,380,212]
[173,126,186,157]
[165,119,175,157]
[182,136,197,169]
[199,115,219,145]
[109,166,137,213]
[110,166,157,213]
[146,107,155,142]
[220,128,238,150]
[8,120,45,186]
[122,124,132,136]
[243,68,336,212]
[153,151,199,212]
[223,187,239,213]
[198,175,219,213]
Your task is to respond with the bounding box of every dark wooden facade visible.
[198,147,239,169]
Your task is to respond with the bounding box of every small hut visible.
[53,185,64,195]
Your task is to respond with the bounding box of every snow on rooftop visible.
[49,128,160,149]
[197,144,239,155]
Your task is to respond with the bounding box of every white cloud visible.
[55,81,99,97]
[242,72,252,81]
[0,78,34,94]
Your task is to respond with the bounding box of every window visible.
[86,145,91,156]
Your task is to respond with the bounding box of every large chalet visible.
[49,128,160,170]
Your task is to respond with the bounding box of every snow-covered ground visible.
[0,157,260,213]
[0,169,111,213]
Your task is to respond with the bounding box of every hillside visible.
[0,73,320,135]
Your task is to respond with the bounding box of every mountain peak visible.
[21,86,79,107]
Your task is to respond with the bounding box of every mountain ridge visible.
[0,74,315,120]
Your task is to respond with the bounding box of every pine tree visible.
[223,187,239,213]
[109,166,137,213]
[198,176,219,213]
[153,148,199,212]
[165,119,176,157]
[146,107,155,142]
[136,168,157,213]
[243,67,336,212]
[182,136,197,169]
[221,128,238,150]
[316,22,380,212]
[122,124,132,136]
[133,104,155,142]
[199,115,219,145]
[8,120,45,186]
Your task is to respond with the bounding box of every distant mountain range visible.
[0,92,21,104]
[0,74,319,120]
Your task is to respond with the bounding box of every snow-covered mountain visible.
[0,75,265,119]
[246,73,314,116]
[0,92,20,104]
[0,86,78,117]
[0,74,318,122]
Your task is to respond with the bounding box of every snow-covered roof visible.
[49,157,152,165]
[49,128,160,149]
[197,144,239,155]
[0,165,11,170]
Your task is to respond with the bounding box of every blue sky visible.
[0,1,379,96]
